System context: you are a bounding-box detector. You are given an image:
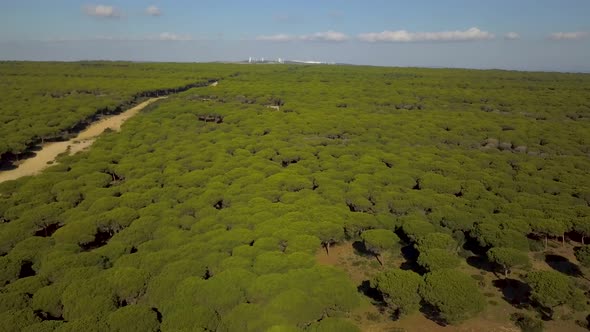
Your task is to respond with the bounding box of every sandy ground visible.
[0,97,166,183]
[316,242,589,332]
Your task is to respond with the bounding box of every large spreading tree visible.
[419,269,486,324]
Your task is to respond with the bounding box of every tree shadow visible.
[34,223,63,237]
[462,234,488,256]
[18,261,36,279]
[352,241,373,257]
[401,244,419,261]
[565,231,584,245]
[0,148,41,170]
[151,307,163,323]
[0,161,17,171]
[399,244,426,275]
[419,302,447,327]
[492,278,531,309]
[357,280,401,321]
[466,255,497,273]
[545,254,583,278]
[357,280,384,303]
[81,229,114,251]
[34,310,64,322]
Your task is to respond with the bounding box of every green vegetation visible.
[510,312,544,332]
[370,268,423,317]
[525,270,587,319]
[0,62,589,330]
[0,62,225,166]
[361,229,400,265]
[487,247,530,278]
[575,246,590,267]
[420,269,486,324]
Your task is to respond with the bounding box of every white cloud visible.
[154,32,191,41]
[256,34,294,42]
[46,33,194,42]
[358,27,495,42]
[83,4,121,18]
[301,31,349,42]
[256,31,349,42]
[504,32,520,40]
[549,31,589,40]
[146,5,161,16]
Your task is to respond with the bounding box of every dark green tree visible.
[487,247,530,278]
[361,229,400,265]
[419,269,486,324]
[417,249,461,272]
[525,270,586,318]
[415,232,457,252]
[160,306,220,332]
[0,309,41,332]
[106,305,160,332]
[314,222,345,255]
[61,276,117,321]
[306,318,360,332]
[370,268,423,316]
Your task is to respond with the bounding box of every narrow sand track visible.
[0,97,166,183]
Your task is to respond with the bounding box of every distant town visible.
[245,57,336,65]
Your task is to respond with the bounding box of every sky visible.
[0,0,589,72]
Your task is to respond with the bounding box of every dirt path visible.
[0,97,166,183]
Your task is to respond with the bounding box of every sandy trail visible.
[0,97,166,183]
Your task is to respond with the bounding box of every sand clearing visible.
[0,97,166,183]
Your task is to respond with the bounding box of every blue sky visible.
[1,0,589,71]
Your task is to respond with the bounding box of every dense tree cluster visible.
[0,61,229,165]
[0,63,589,330]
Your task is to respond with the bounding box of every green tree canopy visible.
[419,269,486,324]
[106,305,160,332]
[525,270,587,318]
[486,247,530,278]
[417,248,461,272]
[61,276,117,321]
[370,268,423,316]
[360,229,400,265]
[306,318,360,332]
[415,232,457,252]
[313,222,345,255]
[160,306,220,332]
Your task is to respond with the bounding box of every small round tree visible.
[417,249,461,272]
[360,229,400,266]
[487,247,530,278]
[314,222,345,255]
[415,232,457,252]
